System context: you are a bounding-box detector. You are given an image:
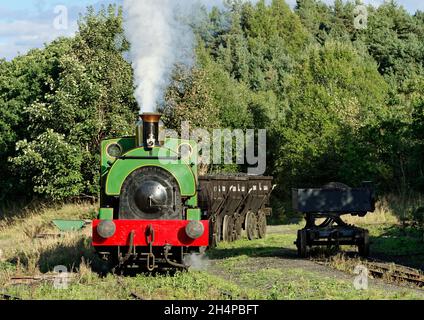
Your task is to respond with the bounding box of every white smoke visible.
[123,0,200,113]
[184,252,210,271]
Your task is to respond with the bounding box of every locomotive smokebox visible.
[135,112,162,149]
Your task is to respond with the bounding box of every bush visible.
[10,130,84,200]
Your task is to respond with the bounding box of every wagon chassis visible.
[293,182,374,258]
[295,212,370,258]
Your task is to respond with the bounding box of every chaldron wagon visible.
[292,182,376,258]
[198,175,274,247]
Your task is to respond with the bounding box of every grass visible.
[1,198,424,300]
[208,232,424,300]
[0,202,98,275]
[343,195,424,269]
[4,270,260,300]
[236,268,418,300]
[208,231,297,260]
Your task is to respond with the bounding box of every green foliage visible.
[1,5,137,201]
[10,130,83,200]
[163,65,221,130]
[2,1,424,206]
[274,41,388,188]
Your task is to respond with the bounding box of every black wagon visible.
[292,182,376,257]
[198,174,274,247]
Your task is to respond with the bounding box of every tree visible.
[7,5,138,200]
[274,41,388,189]
[10,130,84,200]
[3,0,424,205]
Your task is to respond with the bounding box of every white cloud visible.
[0,0,422,61]
[0,19,78,60]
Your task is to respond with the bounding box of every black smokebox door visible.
[119,166,182,220]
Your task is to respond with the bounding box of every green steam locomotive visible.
[92,113,274,271]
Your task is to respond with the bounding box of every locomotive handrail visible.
[116,156,181,160]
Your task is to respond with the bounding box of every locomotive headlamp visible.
[185,221,205,240]
[107,143,122,158]
[97,220,116,239]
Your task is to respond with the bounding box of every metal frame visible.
[295,213,369,257]
[293,183,374,258]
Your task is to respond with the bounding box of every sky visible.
[0,0,423,61]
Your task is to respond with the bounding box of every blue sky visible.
[0,0,423,61]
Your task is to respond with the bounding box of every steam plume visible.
[123,0,198,113]
[184,252,210,271]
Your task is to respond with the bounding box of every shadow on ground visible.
[35,241,180,276]
[35,237,104,273]
[368,225,424,270]
[207,245,299,260]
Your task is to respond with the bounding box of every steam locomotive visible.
[92,113,274,271]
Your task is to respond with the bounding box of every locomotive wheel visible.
[246,211,258,240]
[358,230,370,257]
[222,215,235,242]
[296,229,308,258]
[257,211,267,239]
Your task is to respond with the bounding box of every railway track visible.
[7,274,76,286]
[116,276,146,300]
[315,256,424,289]
[365,259,424,288]
[0,292,21,300]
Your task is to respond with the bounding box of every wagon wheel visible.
[245,211,258,240]
[358,230,370,257]
[296,229,308,258]
[211,216,221,246]
[209,218,218,248]
[222,215,235,242]
[235,219,243,240]
[257,211,267,239]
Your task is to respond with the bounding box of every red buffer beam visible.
[92,220,209,247]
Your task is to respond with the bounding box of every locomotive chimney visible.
[136,112,162,149]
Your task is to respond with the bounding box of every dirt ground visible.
[207,225,424,298]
